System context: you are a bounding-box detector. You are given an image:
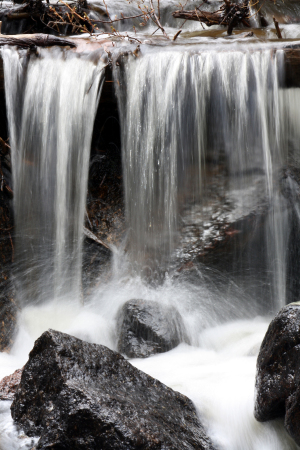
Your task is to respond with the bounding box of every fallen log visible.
[173,0,250,35]
[173,9,223,26]
[0,33,76,48]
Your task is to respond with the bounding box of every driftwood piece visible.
[273,16,282,39]
[0,33,76,48]
[173,0,250,34]
[173,9,223,26]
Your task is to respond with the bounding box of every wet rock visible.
[0,368,23,400]
[117,299,190,358]
[82,235,111,293]
[0,166,14,291]
[284,387,300,446]
[11,329,214,450]
[175,167,271,314]
[0,137,16,351]
[254,302,300,445]
[0,292,17,352]
[255,303,300,422]
[281,166,300,303]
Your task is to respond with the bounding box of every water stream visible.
[1,37,300,449]
[3,47,106,304]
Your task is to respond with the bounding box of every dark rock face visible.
[285,388,300,445]
[11,329,214,450]
[0,291,17,352]
[117,299,190,358]
[0,137,17,351]
[83,69,125,291]
[0,368,23,400]
[254,303,300,445]
[281,166,300,303]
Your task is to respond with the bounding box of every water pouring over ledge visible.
[1,37,300,449]
[2,47,106,304]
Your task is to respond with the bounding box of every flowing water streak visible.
[2,46,106,304]
[114,46,286,300]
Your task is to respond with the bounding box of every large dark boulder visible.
[254,302,300,445]
[117,299,190,358]
[11,329,214,450]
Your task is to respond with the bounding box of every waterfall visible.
[2,47,106,304]
[114,45,293,310]
[2,39,300,450]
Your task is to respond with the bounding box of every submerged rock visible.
[117,299,190,358]
[254,302,300,445]
[0,368,22,400]
[11,329,214,450]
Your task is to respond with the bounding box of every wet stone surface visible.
[117,299,190,358]
[12,329,215,450]
[0,368,23,400]
[176,168,269,267]
[255,303,300,446]
[0,291,17,352]
[281,165,300,303]
[0,140,17,352]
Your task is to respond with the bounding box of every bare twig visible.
[173,29,182,41]
[149,0,169,39]
[83,226,112,251]
[92,12,144,24]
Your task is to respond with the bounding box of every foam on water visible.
[1,291,298,449]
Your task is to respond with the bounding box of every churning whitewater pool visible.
[0,271,299,450]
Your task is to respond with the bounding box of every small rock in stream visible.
[11,329,214,450]
[254,302,300,446]
[0,368,23,400]
[117,299,190,358]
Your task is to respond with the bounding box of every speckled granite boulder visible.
[0,368,23,400]
[11,329,214,450]
[255,302,300,446]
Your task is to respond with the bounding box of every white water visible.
[1,41,300,450]
[0,272,299,449]
[114,44,294,312]
[2,46,106,304]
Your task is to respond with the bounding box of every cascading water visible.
[114,44,292,312]
[1,38,300,450]
[2,46,106,304]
